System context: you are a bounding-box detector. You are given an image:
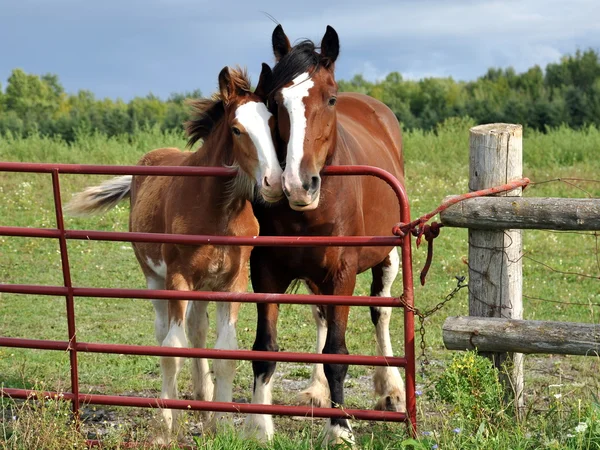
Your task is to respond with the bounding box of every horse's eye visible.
[232,127,241,136]
[328,97,337,107]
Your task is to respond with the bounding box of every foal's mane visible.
[270,40,322,95]
[185,68,252,149]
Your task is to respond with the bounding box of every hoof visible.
[296,382,330,408]
[244,414,274,442]
[374,388,406,412]
[322,421,355,448]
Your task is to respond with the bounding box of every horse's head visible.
[218,64,283,203]
[270,25,340,211]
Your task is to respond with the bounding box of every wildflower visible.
[553,393,562,399]
[422,431,432,436]
[574,422,588,434]
[416,390,423,396]
[12,416,16,421]
[452,427,461,433]
[566,433,575,438]
[432,445,438,449]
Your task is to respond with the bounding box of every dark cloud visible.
[1,0,598,100]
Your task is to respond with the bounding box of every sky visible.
[1,0,599,101]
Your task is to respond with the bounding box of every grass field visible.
[1,118,600,449]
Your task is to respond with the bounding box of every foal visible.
[66,65,283,439]
[248,26,406,445]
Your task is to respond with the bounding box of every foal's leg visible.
[321,274,356,447]
[158,275,190,439]
[146,276,168,345]
[186,301,214,417]
[209,298,241,428]
[244,253,292,441]
[297,303,330,408]
[370,248,406,412]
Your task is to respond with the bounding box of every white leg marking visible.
[244,374,274,441]
[160,320,187,433]
[146,257,167,279]
[297,304,330,408]
[323,420,355,448]
[210,302,238,426]
[186,301,214,404]
[147,277,168,345]
[373,248,405,412]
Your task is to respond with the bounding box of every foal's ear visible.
[320,25,339,68]
[272,24,291,61]
[218,66,235,103]
[254,63,272,99]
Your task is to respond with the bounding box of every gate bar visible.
[1,388,407,423]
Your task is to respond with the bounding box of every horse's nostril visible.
[310,176,320,192]
[264,176,271,187]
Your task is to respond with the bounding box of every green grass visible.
[1,119,600,448]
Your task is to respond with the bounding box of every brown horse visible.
[248,26,406,445]
[66,65,283,441]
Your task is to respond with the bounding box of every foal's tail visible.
[65,175,132,216]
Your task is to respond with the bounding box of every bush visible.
[432,351,504,425]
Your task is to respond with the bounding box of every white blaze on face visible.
[281,72,314,190]
[235,101,281,187]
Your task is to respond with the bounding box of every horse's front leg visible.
[244,250,293,441]
[156,273,190,442]
[186,300,214,422]
[321,272,356,447]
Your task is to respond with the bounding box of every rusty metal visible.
[0,337,407,367]
[0,284,404,307]
[51,169,81,420]
[0,161,417,440]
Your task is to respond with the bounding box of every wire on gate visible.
[401,275,468,377]
[392,177,531,285]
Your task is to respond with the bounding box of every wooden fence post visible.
[468,123,524,413]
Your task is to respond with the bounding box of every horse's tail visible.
[65,175,132,216]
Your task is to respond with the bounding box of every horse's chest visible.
[187,245,247,290]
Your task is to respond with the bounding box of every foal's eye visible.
[232,127,241,136]
[328,97,337,107]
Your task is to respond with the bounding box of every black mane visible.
[270,40,322,94]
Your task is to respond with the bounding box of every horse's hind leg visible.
[296,302,330,408]
[370,248,406,412]
[186,300,214,419]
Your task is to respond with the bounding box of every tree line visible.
[1,49,599,141]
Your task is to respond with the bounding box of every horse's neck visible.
[187,123,234,168]
[184,123,253,220]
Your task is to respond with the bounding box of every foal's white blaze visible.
[235,101,282,193]
[281,72,314,193]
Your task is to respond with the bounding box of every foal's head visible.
[269,25,340,211]
[187,65,283,203]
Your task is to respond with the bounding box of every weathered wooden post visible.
[468,123,524,413]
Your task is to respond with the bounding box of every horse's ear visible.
[218,66,234,103]
[272,24,291,61]
[254,63,272,99]
[320,25,339,68]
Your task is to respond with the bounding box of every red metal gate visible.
[0,162,416,444]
